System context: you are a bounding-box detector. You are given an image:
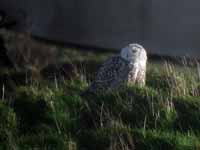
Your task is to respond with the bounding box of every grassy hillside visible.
[0,47,200,150]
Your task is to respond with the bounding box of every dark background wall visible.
[148,0,200,56]
[0,0,200,57]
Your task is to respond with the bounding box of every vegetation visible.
[0,46,200,150]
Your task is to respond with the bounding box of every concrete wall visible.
[148,0,200,56]
[1,0,200,57]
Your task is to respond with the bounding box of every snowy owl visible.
[87,43,147,94]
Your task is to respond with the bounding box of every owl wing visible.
[88,56,129,93]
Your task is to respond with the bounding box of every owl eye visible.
[132,48,137,52]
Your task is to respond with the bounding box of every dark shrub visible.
[0,102,16,147]
[173,96,200,133]
[13,87,50,133]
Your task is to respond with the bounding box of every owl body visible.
[87,44,147,94]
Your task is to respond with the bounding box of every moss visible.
[78,125,200,150]
[0,102,16,147]
[49,94,83,134]
[173,96,200,133]
[18,133,68,150]
[13,86,51,133]
[78,130,110,150]
[78,122,134,150]
[133,129,200,150]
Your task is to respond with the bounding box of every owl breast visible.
[127,61,146,86]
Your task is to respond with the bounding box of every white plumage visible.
[87,43,147,94]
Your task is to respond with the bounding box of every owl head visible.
[120,43,147,62]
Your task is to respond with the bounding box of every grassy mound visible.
[0,47,200,149]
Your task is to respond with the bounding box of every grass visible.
[0,46,200,150]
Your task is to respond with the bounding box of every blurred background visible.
[1,0,200,57]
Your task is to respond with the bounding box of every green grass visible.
[0,47,200,150]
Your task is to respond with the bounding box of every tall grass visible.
[0,45,200,149]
